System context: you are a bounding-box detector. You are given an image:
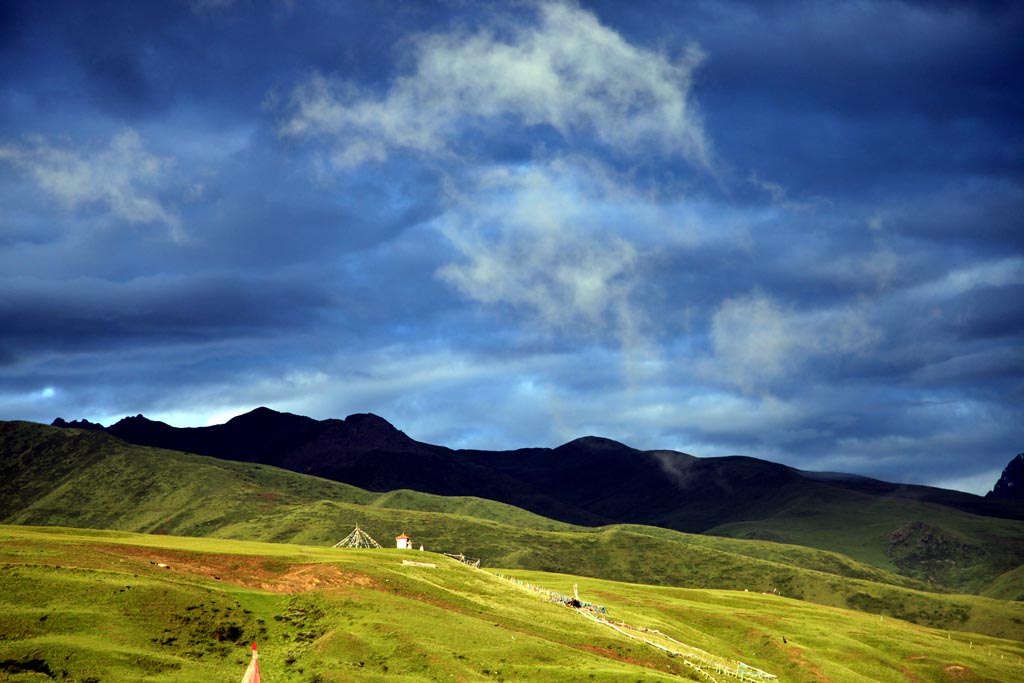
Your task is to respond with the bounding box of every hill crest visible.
[50,406,1022,526]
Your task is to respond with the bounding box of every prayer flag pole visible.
[240,642,261,683]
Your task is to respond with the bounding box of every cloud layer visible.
[282,3,709,167]
[1,0,1021,495]
[1,130,181,239]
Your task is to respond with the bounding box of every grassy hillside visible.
[195,501,1024,641]
[1,526,1022,683]
[980,565,1024,602]
[3,421,1022,640]
[706,485,1024,593]
[0,421,532,534]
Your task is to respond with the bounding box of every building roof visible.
[396,533,411,540]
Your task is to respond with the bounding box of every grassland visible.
[1,525,1022,683]
[3,420,1023,642]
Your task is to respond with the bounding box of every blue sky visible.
[1,0,1021,494]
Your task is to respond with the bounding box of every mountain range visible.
[52,407,1023,525]
[48,406,1024,593]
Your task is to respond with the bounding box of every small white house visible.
[395,533,412,550]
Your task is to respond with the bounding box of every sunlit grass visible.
[3,420,1023,643]
[2,526,1022,683]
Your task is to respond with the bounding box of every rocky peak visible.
[987,453,1024,499]
[50,417,105,431]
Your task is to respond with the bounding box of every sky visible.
[1,0,1021,494]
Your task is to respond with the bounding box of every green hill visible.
[2,420,1023,642]
[1,526,1022,683]
[54,406,1024,597]
[706,486,1024,593]
[980,565,1024,602]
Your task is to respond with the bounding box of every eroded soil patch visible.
[89,544,377,593]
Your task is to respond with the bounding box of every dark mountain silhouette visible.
[987,453,1024,500]
[51,417,105,431]
[51,407,1024,532]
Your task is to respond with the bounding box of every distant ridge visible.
[52,407,1022,527]
[51,417,105,431]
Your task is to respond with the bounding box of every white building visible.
[395,533,412,550]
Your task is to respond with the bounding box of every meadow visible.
[2,525,1023,683]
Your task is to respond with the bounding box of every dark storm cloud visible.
[893,183,1024,250]
[674,0,1024,200]
[0,273,332,352]
[162,138,446,269]
[948,284,1024,340]
[0,0,1021,494]
[11,0,479,116]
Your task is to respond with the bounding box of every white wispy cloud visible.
[281,2,710,167]
[0,130,183,240]
[437,161,640,337]
[277,0,718,360]
[432,156,733,353]
[910,256,1024,301]
[747,171,827,212]
[707,291,880,391]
